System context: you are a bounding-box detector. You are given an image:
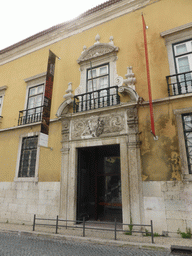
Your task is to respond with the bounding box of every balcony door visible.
[174,40,192,94]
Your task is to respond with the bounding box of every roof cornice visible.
[0,0,150,66]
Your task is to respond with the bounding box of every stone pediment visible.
[77,43,119,64]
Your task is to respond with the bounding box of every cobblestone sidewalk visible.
[0,221,192,251]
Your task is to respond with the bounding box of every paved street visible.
[0,231,173,256]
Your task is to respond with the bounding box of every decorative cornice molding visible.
[0,85,8,92]
[0,0,150,66]
[77,43,119,64]
[24,72,47,83]
[160,22,192,37]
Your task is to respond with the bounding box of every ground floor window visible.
[182,113,192,174]
[18,136,38,177]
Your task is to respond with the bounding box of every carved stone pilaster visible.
[127,108,139,133]
[61,120,70,142]
[126,107,143,225]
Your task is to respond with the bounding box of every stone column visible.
[120,140,130,226]
[127,108,143,225]
[59,119,70,220]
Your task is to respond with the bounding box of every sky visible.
[0,0,107,51]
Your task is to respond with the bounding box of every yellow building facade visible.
[0,0,192,235]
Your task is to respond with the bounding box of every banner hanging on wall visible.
[41,50,56,135]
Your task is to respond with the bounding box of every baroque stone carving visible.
[56,83,74,117]
[62,120,70,141]
[71,113,125,139]
[81,116,104,139]
[127,108,138,132]
[124,66,136,90]
[77,44,119,64]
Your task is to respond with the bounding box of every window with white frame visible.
[18,136,38,177]
[74,35,120,112]
[0,86,7,117]
[18,73,46,125]
[174,107,192,181]
[182,113,192,174]
[161,24,192,96]
[15,132,40,181]
[26,84,44,117]
[173,39,192,94]
[87,64,109,93]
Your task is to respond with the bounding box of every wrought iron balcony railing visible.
[166,70,192,96]
[18,106,43,126]
[73,86,120,113]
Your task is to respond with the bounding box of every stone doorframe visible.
[57,102,144,226]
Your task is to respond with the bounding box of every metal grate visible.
[73,86,120,113]
[182,113,192,174]
[166,70,192,96]
[18,136,38,177]
[18,106,43,125]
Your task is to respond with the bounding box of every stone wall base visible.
[143,181,192,236]
[0,182,60,224]
[0,180,191,236]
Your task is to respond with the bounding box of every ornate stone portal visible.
[57,35,143,226]
[58,105,143,226]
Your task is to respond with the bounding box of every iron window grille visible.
[18,136,38,177]
[73,86,120,113]
[166,70,192,96]
[182,113,192,174]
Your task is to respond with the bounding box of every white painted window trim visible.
[0,85,8,118]
[14,131,41,182]
[161,24,192,76]
[76,52,118,95]
[24,72,46,111]
[174,107,192,181]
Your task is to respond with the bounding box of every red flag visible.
[142,14,157,138]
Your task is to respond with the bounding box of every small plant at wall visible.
[144,229,160,237]
[177,228,192,239]
[125,217,133,235]
[6,220,8,224]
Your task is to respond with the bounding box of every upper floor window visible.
[74,35,120,112]
[161,24,192,96]
[0,85,7,118]
[18,73,46,125]
[174,40,192,74]
[87,64,109,93]
[27,84,44,116]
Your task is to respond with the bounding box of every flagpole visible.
[141,13,158,140]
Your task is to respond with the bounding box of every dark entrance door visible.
[76,145,122,222]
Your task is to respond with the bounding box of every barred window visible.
[18,136,38,177]
[182,113,192,174]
